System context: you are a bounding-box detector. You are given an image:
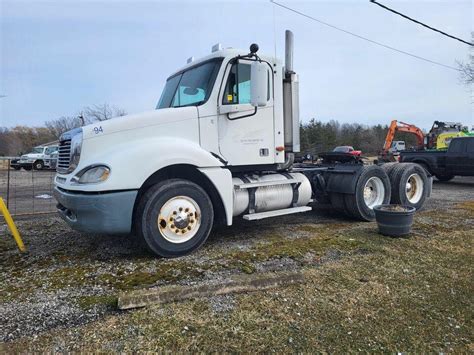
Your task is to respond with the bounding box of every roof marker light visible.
[187,56,194,64]
[211,43,222,53]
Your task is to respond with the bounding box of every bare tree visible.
[83,103,127,123]
[457,32,474,86]
[45,116,83,138]
[457,57,473,85]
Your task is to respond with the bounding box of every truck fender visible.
[411,160,432,175]
[323,164,366,194]
[198,167,233,226]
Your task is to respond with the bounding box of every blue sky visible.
[0,0,472,130]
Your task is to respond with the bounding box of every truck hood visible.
[81,107,199,140]
[21,153,42,159]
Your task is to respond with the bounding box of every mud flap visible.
[426,175,433,197]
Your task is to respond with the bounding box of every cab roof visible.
[167,47,277,79]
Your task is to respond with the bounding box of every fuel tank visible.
[232,172,312,216]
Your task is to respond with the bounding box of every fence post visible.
[6,159,10,209]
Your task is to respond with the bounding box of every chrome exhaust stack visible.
[283,30,300,154]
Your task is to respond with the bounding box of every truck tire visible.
[389,163,428,210]
[134,179,214,258]
[343,165,391,221]
[33,160,44,170]
[435,174,454,182]
[381,162,398,177]
[413,162,431,176]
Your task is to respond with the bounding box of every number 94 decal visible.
[93,126,104,134]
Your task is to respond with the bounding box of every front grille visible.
[57,139,71,173]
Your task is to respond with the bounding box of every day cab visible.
[54,31,431,257]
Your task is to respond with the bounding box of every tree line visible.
[0,103,126,156]
[300,119,419,156]
[1,107,420,157]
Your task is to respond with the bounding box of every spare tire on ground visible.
[387,163,429,210]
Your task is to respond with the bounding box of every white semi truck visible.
[54,31,430,257]
[16,144,59,170]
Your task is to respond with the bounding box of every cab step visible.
[242,206,312,221]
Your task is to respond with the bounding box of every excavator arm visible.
[383,120,425,153]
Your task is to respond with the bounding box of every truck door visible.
[465,138,474,175]
[217,60,274,166]
[445,138,466,175]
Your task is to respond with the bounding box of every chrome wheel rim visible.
[363,177,385,209]
[157,196,201,244]
[406,173,423,204]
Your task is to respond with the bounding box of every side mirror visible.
[250,61,268,107]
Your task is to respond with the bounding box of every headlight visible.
[72,165,110,184]
[69,130,83,173]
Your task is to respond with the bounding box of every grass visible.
[76,295,118,310]
[2,202,473,352]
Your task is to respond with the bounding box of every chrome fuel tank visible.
[232,172,312,216]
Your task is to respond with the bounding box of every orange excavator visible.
[380,120,425,161]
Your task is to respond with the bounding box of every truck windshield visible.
[31,147,44,154]
[156,59,222,109]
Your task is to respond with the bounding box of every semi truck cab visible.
[54,31,431,257]
[19,145,58,170]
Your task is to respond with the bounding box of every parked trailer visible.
[53,31,431,258]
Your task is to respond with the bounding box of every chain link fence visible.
[0,158,56,217]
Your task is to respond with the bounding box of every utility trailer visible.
[54,31,431,258]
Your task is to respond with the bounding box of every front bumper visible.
[53,187,138,234]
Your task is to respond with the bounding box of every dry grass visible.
[3,201,473,352]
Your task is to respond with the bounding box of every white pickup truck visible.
[54,31,431,257]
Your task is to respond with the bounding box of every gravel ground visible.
[0,176,473,347]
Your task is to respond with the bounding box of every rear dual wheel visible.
[330,165,391,221]
[383,163,429,210]
[135,179,214,258]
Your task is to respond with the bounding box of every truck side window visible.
[466,138,474,153]
[223,63,251,105]
[449,139,464,153]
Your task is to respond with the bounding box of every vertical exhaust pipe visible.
[283,30,300,155]
[285,30,294,74]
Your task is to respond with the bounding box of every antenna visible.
[272,1,277,61]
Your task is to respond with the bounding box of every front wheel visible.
[33,160,44,170]
[134,179,214,258]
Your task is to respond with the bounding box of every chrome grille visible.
[57,139,71,173]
